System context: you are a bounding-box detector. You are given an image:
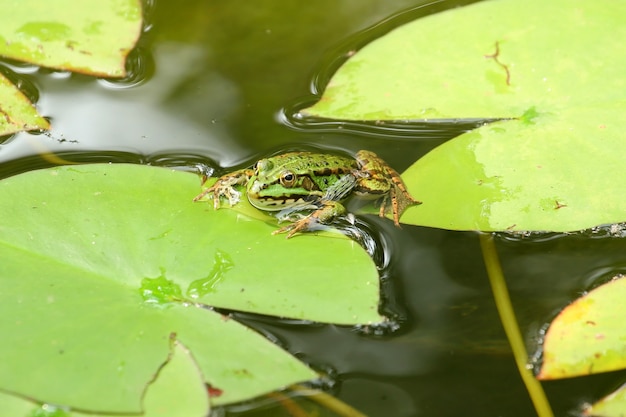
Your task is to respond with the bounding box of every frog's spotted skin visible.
[194,150,420,238]
[247,152,357,212]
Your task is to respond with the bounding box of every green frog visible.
[194,150,420,238]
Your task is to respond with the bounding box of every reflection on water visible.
[1,0,624,416]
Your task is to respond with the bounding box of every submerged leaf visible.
[0,72,49,135]
[537,276,626,380]
[0,0,143,77]
[0,164,380,412]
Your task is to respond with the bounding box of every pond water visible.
[2,1,625,416]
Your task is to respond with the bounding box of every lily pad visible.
[0,0,142,77]
[400,104,626,232]
[117,341,210,417]
[583,384,626,417]
[537,276,626,380]
[303,0,625,120]
[0,341,210,417]
[302,0,626,232]
[0,72,49,136]
[0,164,380,412]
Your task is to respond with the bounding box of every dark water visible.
[2,1,625,416]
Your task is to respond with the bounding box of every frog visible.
[193,150,420,238]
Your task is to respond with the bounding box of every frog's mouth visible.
[249,196,318,212]
[247,180,320,212]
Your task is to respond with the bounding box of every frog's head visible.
[246,158,321,212]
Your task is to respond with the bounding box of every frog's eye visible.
[254,159,273,175]
[280,170,297,187]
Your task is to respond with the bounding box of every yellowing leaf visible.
[0,72,49,135]
[537,276,626,380]
[584,384,626,417]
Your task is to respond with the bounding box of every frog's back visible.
[269,152,356,177]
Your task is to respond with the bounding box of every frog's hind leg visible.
[273,201,347,238]
[355,150,421,225]
[387,165,420,205]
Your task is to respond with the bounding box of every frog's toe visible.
[273,218,315,238]
[193,187,212,202]
[225,189,241,207]
[285,228,301,239]
[272,223,297,238]
[272,224,288,234]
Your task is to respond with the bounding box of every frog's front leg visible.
[273,200,346,238]
[193,169,254,209]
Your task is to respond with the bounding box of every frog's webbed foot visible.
[193,181,240,209]
[273,201,346,238]
[273,216,317,239]
[379,184,421,226]
[193,169,253,209]
[355,150,421,226]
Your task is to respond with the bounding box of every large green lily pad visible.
[537,276,626,380]
[0,164,380,413]
[0,0,142,77]
[0,72,49,136]
[303,0,626,232]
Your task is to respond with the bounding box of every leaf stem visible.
[479,233,554,417]
[291,384,367,417]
